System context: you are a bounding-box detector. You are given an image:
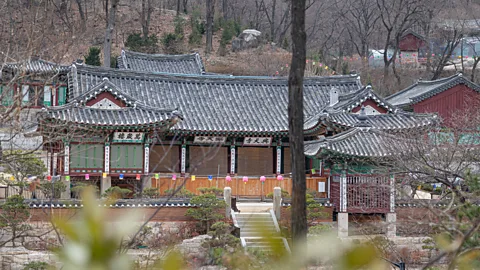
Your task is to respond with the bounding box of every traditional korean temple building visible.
[386,73,480,124]
[33,51,438,219]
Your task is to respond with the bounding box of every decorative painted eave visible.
[28,202,200,208]
[71,78,139,107]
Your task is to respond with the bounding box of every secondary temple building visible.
[26,50,437,223]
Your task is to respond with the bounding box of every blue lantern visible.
[208,175,213,181]
[119,174,124,180]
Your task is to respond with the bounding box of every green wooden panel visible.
[70,144,103,168]
[111,145,143,169]
[58,86,67,105]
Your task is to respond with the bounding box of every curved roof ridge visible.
[122,49,201,60]
[75,63,361,84]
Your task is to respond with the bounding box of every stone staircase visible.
[232,210,290,253]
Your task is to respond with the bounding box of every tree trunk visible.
[141,0,152,39]
[183,0,189,14]
[75,0,86,31]
[271,0,276,42]
[176,0,181,16]
[288,0,307,249]
[206,0,216,54]
[222,0,228,20]
[103,0,119,68]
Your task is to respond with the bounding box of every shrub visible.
[189,10,204,46]
[102,186,132,199]
[218,20,242,56]
[197,187,223,196]
[125,33,159,53]
[308,224,332,235]
[142,187,159,198]
[37,181,67,199]
[164,187,193,198]
[23,261,51,270]
[185,193,226,233]
[0,195,31,247]
[71,182,99,199]
[266,188,290,199]
[84,47,101,66]
[110,54,118,68]
[306,194,329,224]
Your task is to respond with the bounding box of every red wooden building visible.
[386,73,480,124]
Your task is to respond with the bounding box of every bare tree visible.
[288,0,307,247]
[103,0,119,67]
[206,0,216,54]
[376,0,425,82]
[140,0,153,39]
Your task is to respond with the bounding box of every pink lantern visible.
[226,175,232,182]
[243,176,248,184]
[85,174,90,180]
[277,175,283,181]
[136,174,141,180]
[260,176,266,183]
[172,174,177,181]
[47,175,52,181]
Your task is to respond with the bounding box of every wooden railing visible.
[151,176,327,197]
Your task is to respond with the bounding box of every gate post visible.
[101,176,112,195]
[338,170,348,238]
[387,174,397,237]
[273,187,282,220]
[224,187,232,218]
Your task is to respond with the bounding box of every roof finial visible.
[354,106,371,128]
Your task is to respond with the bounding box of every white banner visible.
[181,146,186,173]
[193,136,226,144]
[22,85,29,104]
[144,145,150,174]
[276,147,281,174]
[64,145,70,175]
[230,147,236,174]
[243,137,272,146]
[104,144,110,174]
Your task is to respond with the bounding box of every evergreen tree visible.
[84,47,101,66]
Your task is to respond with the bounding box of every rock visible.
[232,29,263,52]
[175,235,211,262]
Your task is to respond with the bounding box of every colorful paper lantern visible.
[119,174,124,180]
[9,176,14,181]
[191,175,196,181]
[85,174,90,180]
[102,172,107,178]
[311,168,316,174]
[172,174,177,181]
[65,176,70,182]
[155,173,159,179]
[226,175,232,182]
[136,174,141,180]
[208,175,213,181]
[47,175,52,181]
[285,64,289,67]
[260,176,266,184]
[243,176,248,184]
[277,175,283,181]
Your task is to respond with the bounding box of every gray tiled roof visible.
[118,50,205,75]
[68,64,364,134]
[44,77,181,127]
[326,111,436,130]
[386,73,480,108]
[44,105,180,128]
[304,127,397,157]
[328,86,396,113]
[3,58,70,76]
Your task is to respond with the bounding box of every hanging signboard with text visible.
[193,136,227,144]
[112,132,144,143]
[243,137,272,146]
